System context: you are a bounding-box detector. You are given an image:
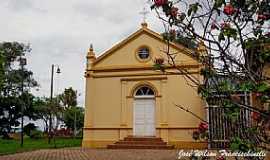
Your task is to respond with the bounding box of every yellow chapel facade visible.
[82,23,207,149]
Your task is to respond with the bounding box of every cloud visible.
[5,0,34,11]
[4,0,47,13]
[0,0,164,106]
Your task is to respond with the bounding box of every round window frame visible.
[135,45,152,63]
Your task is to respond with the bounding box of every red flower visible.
[198,122,208,132]
[154,0,168,7]
[251,112,261,121]
[171,7,179,17]
[258,14,268,20]
[224,4,235,15]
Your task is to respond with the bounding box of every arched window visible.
[135,86,154,97]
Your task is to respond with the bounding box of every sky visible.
[0,0,164,106]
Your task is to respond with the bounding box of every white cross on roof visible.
[139,7,149,23]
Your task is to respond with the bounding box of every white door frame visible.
[133,96,155,136]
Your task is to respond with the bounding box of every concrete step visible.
[107,136,175,149]
[107,144,174,149]
[123,136,163,142]
[115,140,167,145]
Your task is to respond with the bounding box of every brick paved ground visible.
[0,148,269,160]
[0,148,178,160]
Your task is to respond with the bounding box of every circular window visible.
[136,46,151,62]
[138,48,150,59]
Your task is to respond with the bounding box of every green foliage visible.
[0,138,82,155]
[32,96,64,134]
[162,31,198,49]
[259,49,270,62]
[244,37,270,65]
[23,123,37,137]
[238,81,255,92]
[223,100,240,121]
[218,24,238,41]
[23,123,44,140]
[222,27,238,40]
[200,131,208,139]
[0,42,38,136]
[161,32,175,42]
[63,106,84,132]
[175,35,197,49]
[200,68,215,78]
[230,137,253,152]
[218,32,225,42]
[218,80,235,92]
[214,0,225,9]
[151,0,270,152]
[187,3,202,17]
[33,87,82,136]
[256,82,270,92]
[58,87,77,108]
[29,130,43,139]
[153,63,165,72]
[197,84,210,98]
[32,97,50,132]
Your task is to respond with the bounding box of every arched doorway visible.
[133,86,155,136]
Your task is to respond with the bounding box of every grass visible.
[0,137,82,155]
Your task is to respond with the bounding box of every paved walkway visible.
[0,148,178,160]
[1,148,269,160]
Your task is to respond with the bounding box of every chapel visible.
[82,22,207,149]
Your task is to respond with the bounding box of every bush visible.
[24,123,37,137]
[2,131,12,140]
[54,128,73,137]
[29,130,43,139]
[76,129,83,138]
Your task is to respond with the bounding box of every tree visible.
[32,97,50,133]
[63,106,84,137]
[33,87,81,138]
[0,42,38,138]
[150,0,270,156]
[58,87,84,137]
[33,97,63,133]
[58,87,77,109]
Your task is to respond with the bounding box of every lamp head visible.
[56,67,61,74]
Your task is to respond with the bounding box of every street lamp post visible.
[19,56,27,147]
[74,109,76,138]
[73,93,81,138]
[48,64,61,144]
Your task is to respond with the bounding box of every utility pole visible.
[48,65,54,144]
[48,64,61,144]
[19,57,27,147]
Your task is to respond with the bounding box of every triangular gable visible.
[93,25,197,66]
